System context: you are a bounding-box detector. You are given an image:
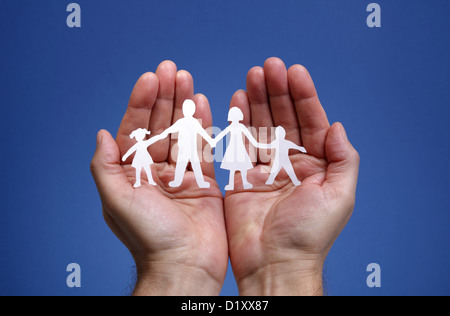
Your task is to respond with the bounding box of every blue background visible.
[1,0,449,296]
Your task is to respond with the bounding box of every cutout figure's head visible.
[275,126,287,139]
[130,128,151,142]
[228,107,244,123]
[183,99,196,117]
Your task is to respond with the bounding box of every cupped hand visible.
[224,58,360,295]
[90,61,228,296]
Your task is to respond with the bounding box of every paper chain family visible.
[122,99,307,190]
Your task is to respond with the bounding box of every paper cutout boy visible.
[259,126,307,186]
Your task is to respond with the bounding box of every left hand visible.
[91,61,228,296]
[224,58,360,295]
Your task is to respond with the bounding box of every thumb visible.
[90,130,131,205]
[324,123,360,194]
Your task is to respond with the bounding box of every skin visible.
[224,58,360,295]
[90,61,228,295]
[90,58,360,296]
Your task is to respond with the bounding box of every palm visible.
[91,59,359,295]
[92,61,228,289]
[224,58,358,283]
[225,148,331,277]
[109,163,225,275]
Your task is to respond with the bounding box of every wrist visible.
[237,259,324,296]
[132,261,223,296]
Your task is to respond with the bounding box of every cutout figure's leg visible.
[143,165,156,186]
[225,171,236,191]
[191,160,210,189]
[266,166,282,185]
[241,170,253,190]
[134,167,142,188]
[169,159,189,188]
[285,164,301,186]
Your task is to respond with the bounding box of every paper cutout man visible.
[213,107,262,191]
[260,126,307,186]
[159,99,215,189]
[122,128,164,188]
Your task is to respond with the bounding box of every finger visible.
[323,123,360,201]
[116,72,159,163]
[247,66,274,165]
[148,60,177,162]
[230,90,251,126]
[264,57,302,145]
[193,93,216,179]
[288,64,330,159]
[229,90,257,166]
[247,66,274,128]
[168,70,195,165]
[91,130,132,205]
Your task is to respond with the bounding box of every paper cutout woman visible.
[259,126,307,186]
[122,128,164,188]
[213,107,262,191]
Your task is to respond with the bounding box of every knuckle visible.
[350,148,360,164]
[90,158,98,176]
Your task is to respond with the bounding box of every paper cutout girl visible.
[259,126,307,186]
[122,128,164,188]
[213,107,262,191]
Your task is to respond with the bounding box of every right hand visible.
[91,61,228,296]
[224,58,360,295]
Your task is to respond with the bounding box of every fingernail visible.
[339,123,348,141]
[97,130,103,146]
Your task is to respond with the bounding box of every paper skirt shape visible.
[220,132,253,171]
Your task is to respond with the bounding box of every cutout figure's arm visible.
[195,121,215,147]
[143,135,165,147]
[212,126,231,147]
[242,126,262,148]
[288,141,307,153]
[258,141,276,150]
[122,144,138,162]
[160,121,181,139]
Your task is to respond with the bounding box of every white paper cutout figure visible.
[159,99,215,189]
[259,126,307,186]
[212,107,262,191]
[122,128,164,188]
[122,99,308,191]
